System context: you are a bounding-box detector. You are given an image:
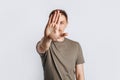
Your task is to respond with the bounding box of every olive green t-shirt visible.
[36,38,85,80]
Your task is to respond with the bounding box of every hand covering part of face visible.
[49,9,68,34]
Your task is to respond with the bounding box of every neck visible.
[56,37,65,42]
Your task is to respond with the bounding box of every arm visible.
[75,64,85,80]
[36,37,52,54]
[36,10,62,54]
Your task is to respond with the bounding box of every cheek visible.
[59,26,66,30]
[59,23,67,30]
[60,24,67,28]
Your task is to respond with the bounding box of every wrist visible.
[44,36,52,42]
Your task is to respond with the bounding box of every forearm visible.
[76,75,85,80]
[76,64,85,80]
[38,36,52,52]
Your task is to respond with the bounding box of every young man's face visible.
[58,14,68,34]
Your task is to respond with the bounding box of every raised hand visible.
[44,10,62,41]
[37,10,68,53]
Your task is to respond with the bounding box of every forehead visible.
[59,14,67,22]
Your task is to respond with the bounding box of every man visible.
[36,9,85,80]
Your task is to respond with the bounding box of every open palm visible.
[44,10,63,41]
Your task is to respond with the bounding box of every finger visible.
[54,10,60,24]
[48,14,53,25]
[45,15,53,33]
[50,23,56,29]
[54,13,61,31]
[53,12,61,30]
[56,12,61,24]
[52,11,57,23]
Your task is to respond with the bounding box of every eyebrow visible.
[60,21,65,23]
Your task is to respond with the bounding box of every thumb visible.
[61,33,68,37]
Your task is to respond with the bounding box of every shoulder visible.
[65,38,82,51]
[65,38,80,46]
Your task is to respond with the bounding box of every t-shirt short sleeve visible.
[76,42,85,65]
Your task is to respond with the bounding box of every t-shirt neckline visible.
[53,37,67,44]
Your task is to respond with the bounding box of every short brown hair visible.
[49,9,68,22]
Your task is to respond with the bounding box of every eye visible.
[60,21,64,24]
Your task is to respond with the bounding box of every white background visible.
[0,0,120,80]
